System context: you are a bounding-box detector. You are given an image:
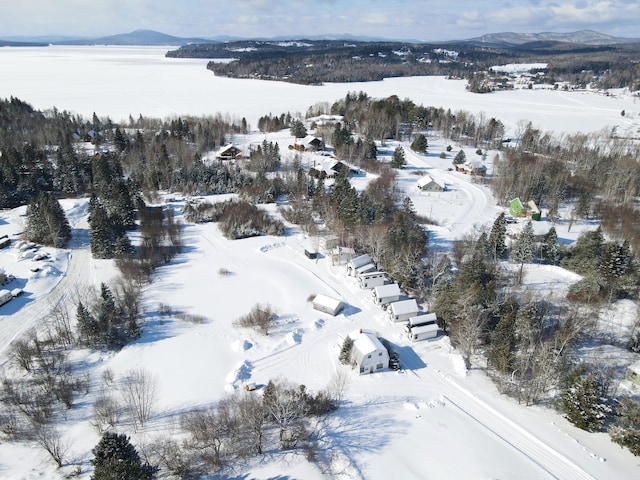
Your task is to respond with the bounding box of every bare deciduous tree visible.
[34,425,70,468]
[120,369,158,429]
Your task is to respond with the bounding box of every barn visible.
[312,293,345,316]
[339,328,389,375]
[372,283,401,306]
[387,299,420,323]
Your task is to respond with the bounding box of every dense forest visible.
[2,90,640,468]
[166,39,640,89]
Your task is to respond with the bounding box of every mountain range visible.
[1,29,638,47]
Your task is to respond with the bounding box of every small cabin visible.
[357,271,387,290]
[387,299,420,324]
[372,283,401,306]
[510,198,541,221]
[347,254,375,276]
[406,322,439,342]
[312,293,345,316]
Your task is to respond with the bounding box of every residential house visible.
[339,328,389,374]
[312,293,345,316]
[417,174,445,192]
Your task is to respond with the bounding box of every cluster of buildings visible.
[311,252,439,375]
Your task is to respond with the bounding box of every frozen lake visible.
[0,45,638,137]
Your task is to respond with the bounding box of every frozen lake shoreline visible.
[0,45,638,138]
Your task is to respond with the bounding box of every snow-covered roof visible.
[373,283,401,298]
[349,328,385,357]
[417,174,445,190]
[388,299,419,316]
[408,312,438,326]
[410,323,439,335]
[313,293,344,312]
[349,254,373,269]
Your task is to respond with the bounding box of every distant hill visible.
[58,29,216,46]
[465,30,639,46]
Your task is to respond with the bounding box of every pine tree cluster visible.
[76,283,140,350]
[24,191,71,247]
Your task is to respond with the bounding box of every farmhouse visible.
[455,160,487,176]
[340,329,389,375]
[372,283,401,306]
[216,144,242,161]
[312,293,345,316]
[417,174,445,192]
[347,253,375,276]
[357,271,387,289]
[387,299,420,323]
[510,198,541,221]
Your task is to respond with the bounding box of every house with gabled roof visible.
[338,328,389,375]
[417,174,445,192]
[216,144,242,161]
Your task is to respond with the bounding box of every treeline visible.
[166,38,640,90]
[0,97,252,209]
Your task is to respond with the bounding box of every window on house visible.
[367,354,371,358]
[376,363,383,369]
[378,352,382,356]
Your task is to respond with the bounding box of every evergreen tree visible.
[488,212,507,260]
[410,133,428,153]
[487,297,519,374]
[511,221,534,283]
[559,364,612,431]
[339,336,354,366]
[76,301,98,345]
[541,225,559,264]
[88,195,113,259]
[391,146,406,168]
[609,398,640,456]
[453,150,466,165]
[24,191,71,247]
[290,120,307,138]
[91,432,158,480]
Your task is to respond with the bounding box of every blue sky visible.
[1,0,639,40]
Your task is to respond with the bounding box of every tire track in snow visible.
[430,369,596,480]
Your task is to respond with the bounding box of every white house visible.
[312,293,345,316]
[417,174,445,192]
[372,283,401,306]
[357,271,387,289]
[387,299,420,323]
[406,322,439,342]
[340,328,389,375]
[347,254,375,276]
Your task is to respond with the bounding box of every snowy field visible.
[0,46,639,479]
[0,46,639,138]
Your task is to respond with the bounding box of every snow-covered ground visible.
[0,46,639,479]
